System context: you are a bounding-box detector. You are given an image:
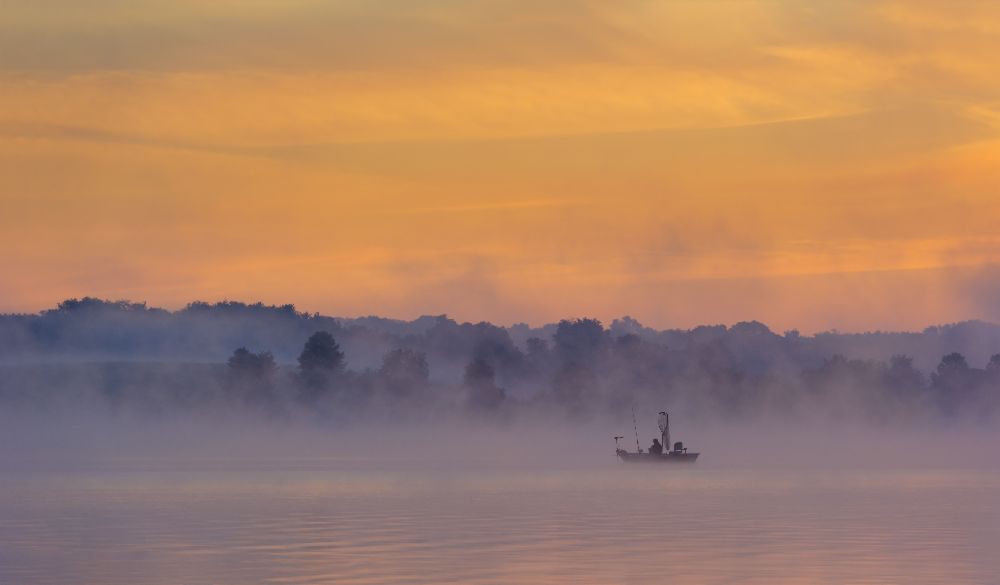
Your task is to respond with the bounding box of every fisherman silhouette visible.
[649,438,663,455]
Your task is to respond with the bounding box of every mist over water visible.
[3,412,999,584]
[2,300,999,584]
[3,423,999,585]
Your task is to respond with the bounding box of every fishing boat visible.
[616,411,699,463]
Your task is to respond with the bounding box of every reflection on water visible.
[1,462,998,584]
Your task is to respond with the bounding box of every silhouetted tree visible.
[298,331,344,371]
[609,315,647,338]
[464,356,505,412]
[521,336,552,378]
[54,297,151,313]
[692,339,753,415]
[228,347,277,375]
[549,361,592,415]
[526,337,550,360]
[380,348,430,396]
[932,352,977,414]
[226,347,278,409]
[935,352,969,380]
[729,321,773,337]
[606,334,673,405]
[297,331,345,402]
[694,339,743,386]
[885,355,925,396]
[553,318,607,365]
[615,333,643,354]
[802,354,886,406]
[422,317,521,372]
[987,354,1000,374]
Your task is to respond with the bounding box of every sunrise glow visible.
[4,1,1000,331]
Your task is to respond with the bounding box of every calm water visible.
[1,461,998,585]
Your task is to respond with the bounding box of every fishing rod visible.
[631,405,641,452]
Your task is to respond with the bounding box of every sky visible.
[2,0,1000,332]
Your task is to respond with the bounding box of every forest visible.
[1,297,999,425]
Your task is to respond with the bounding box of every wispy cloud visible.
[3,0,1000,331]
[388,199,580,215]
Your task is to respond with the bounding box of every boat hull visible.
[616,449,699,463]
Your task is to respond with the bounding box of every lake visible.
[2,459,998,584]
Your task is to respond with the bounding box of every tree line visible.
[219,319,1000,424]
[1,299,999,423]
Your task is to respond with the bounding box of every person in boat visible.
[649,438,663,455]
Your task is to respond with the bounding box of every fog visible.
[1,298,999,471]
[3,409,998,476]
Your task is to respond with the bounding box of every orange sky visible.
[3,0,1000,332]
